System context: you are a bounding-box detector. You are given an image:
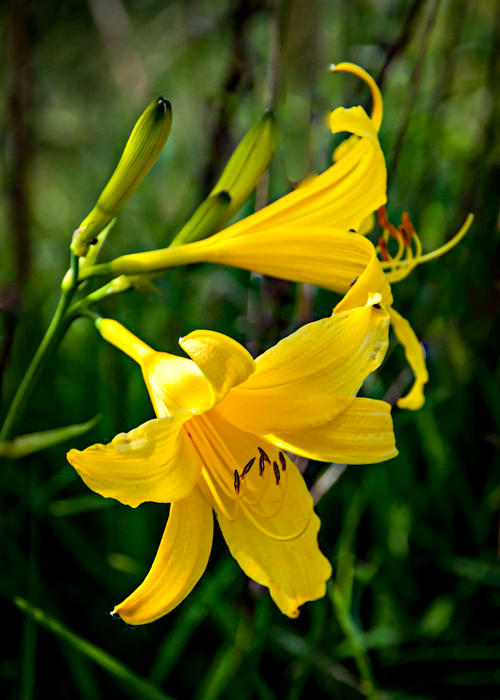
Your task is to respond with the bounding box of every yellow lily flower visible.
[82,65,390,303]
[67,300,397,624]
[82,64,471,410]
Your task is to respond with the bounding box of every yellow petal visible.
[113,487,213,624]
[67,414,201,508]
[142,353,214,418]
[96,318,214,418]
[330,62,383,132]
[97,318,154,363]
[267,396,398,464]
[388,307,429,410]
[212,421,331,617]
[179,329,256,404]
[204,227,395,306]
[357,212,375,236]
[333,239,392,312]
[216,304,390,434]
[109,226,382,298]
[206,103,385,235]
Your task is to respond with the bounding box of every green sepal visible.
[0,415,100,458]
[72,97,172,257]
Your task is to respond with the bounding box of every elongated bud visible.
[170,110,277,247]
[211,109,277,221]
[170,191,231,247]
[72,97,172,257]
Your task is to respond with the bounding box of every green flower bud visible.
[170,191,231,247]
[72,97,172,257]
[169,110,277,247]
[211,109,277,222]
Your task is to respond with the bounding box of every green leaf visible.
[14,598,175,700]
[0,415,100,458]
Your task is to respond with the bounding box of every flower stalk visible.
[0,254,80,442]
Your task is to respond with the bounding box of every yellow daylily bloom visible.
[80,63,470,409]
[67,301,397,624]
[82,83,389,297]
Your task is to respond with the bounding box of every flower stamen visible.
[258,446,271,464]
[273,461,281,485]
[240,457,255,479]
[201,466,238,521]
[375,206,471,284]
[278,451,287,471]
[259,453,267,475]
[240,497,310,542]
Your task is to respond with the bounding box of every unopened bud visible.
[211,109,277,222]
[170,111,277,247]
[72,97,172,257]
[170,191,231,247]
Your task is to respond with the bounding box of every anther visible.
[259,454,266,475]
[273,461,281,485]
[378,205,399,239]
[401,212,415,237]
[278,451,287,471]
[258,447,271,464]
[349,277,358,288]
[378,237,390,262]
[377,206,389,229]
[398,224,411,247]
[233,470,240,493]
[240,457,255,479]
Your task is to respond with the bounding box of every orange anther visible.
[378,236,390,261]
[377,205,389,229]
[398,224,411,247]
[401,212,415,237]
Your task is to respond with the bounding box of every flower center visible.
[183,413,309,542]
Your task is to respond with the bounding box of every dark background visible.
[1,0,500,698]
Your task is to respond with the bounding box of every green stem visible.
[0,255,80,443]
[79,261,113,280]
[67,275,132,318]
[328,583,378,698]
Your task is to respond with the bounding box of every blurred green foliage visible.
[1,0,500,697]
